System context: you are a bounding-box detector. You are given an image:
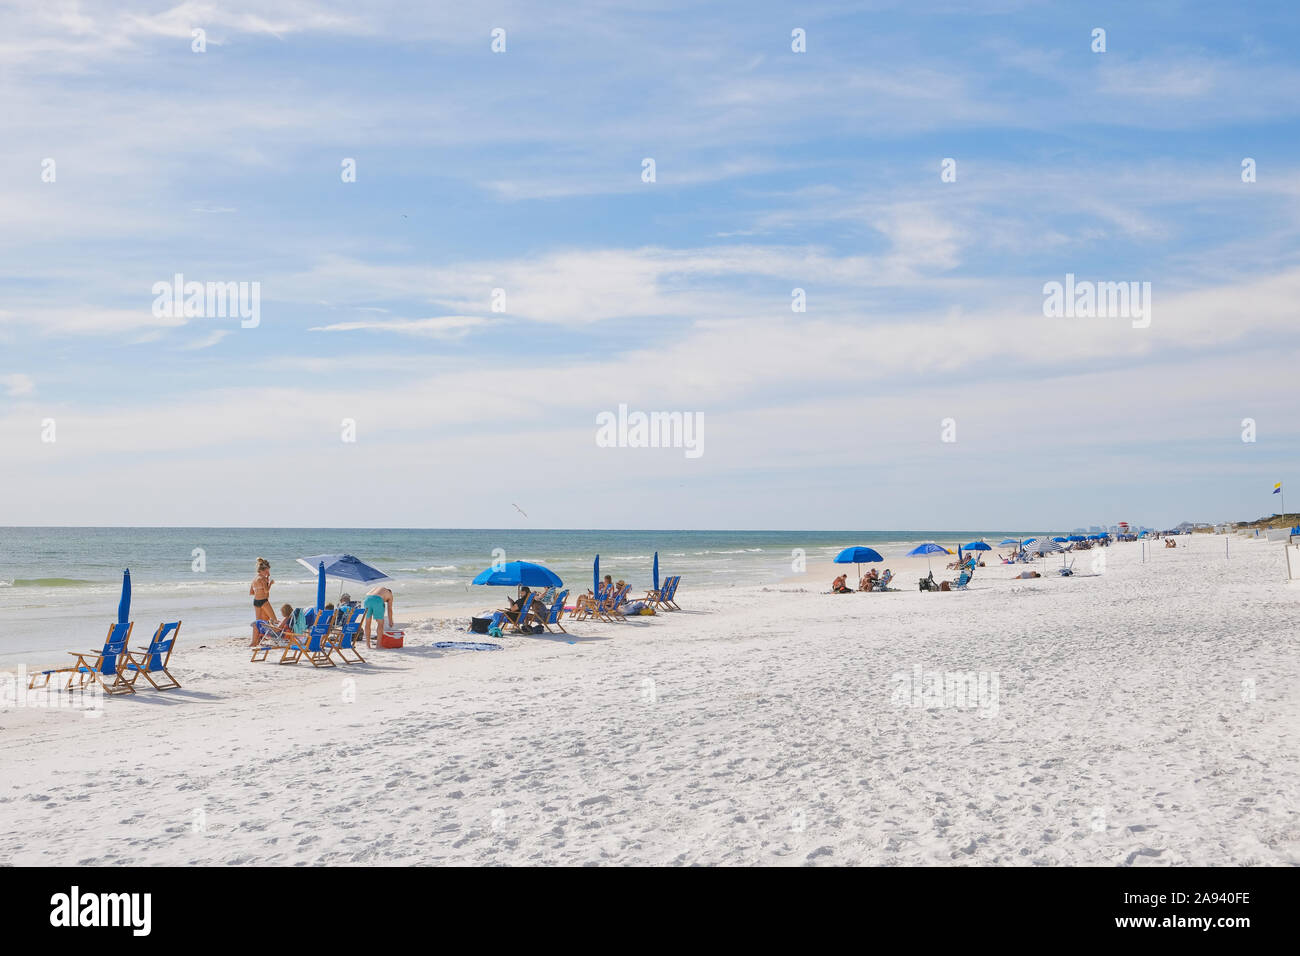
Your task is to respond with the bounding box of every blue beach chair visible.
[326,605,367,664]
[541,590,570,633]
[29,621,136,695]
[497,594,534,633]
[124,621,182,690]
[282,608,336,666]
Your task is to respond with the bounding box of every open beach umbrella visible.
[297,554,391,583]
[117,568,131,624]
[1067,535,1086,542]
[1036,537,1063,566]
[962,541,991,552]
[1052,536,1070,543]
[652,552,659,591]
[472,561,563,589]
[834,546,884,581]
[906,541,951,573]
[315,561,326,611]
[998,538,1020,546]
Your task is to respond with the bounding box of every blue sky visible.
[1,0,1298,529]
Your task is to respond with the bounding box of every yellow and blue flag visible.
[1274,482,1283,494]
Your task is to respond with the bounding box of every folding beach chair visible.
[326,605,367,664]
[29,622,136,695]
[541,590,569,633]
[251,618,293,662]
[282,608,337,666]
[496,594,534,633]
[644,575,675,609]
[951,568,974,589]
[659,576,681,610]
[595,584,630,622]
[124,621,183,690]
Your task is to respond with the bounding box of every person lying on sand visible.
[832,574,853,594]
[1012,570,1042,579]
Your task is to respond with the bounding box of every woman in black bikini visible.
[249,557,277,646]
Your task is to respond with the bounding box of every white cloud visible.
[0,373,35,397]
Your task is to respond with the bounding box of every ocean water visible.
[0,527,1027,663]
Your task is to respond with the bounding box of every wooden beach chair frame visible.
[326,605,367,664]
[29,622,136,695]
[124,621,183,690]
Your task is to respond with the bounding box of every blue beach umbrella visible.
[906,541,951,573]
[962,541,991,551]
[1022,538,1038,545]
[315,561,326,612]
[472,561,563,589]
[998,538,1020,546]
[1052,536,1070,543]
[297,554,391,583]
[117,568,131,624]
[593,554,600,594]
[1067,535,1086,542]
[834,546,884,580]
[652,552,659,591]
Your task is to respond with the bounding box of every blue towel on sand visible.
[434,641,502,651]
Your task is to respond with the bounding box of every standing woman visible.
[249,557,277,646]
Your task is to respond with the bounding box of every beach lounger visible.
[326,605,367,664]
[124,621,182,690]
[598,584,631,622]
[541,590,569,633]
[644,575,673,607]
[283,608,336,666]
[568,585,604,622]
[29,622,136,695]
[496,594,534,633]
[654,575,681,609]
[250,619,293,661]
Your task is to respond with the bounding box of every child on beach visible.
[248,558,277,646]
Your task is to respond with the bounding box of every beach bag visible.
[469,615,492,635]
[379,629,405,649]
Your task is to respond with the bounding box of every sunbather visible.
[1012,570,1042,579]
[832,574,852,594]
[248,557,277,646]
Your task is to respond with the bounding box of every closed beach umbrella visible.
[652,551,659,591]
[834,546,884,581]
[472,561,563,588]
[593,554,600,594]
[117,568,131,624]
[315,561,326,611]
[906,541,951,573]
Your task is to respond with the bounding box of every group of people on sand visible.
[831,568,893,593]
[248,558,396,649]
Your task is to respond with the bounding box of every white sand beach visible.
[1,534,1297,866]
